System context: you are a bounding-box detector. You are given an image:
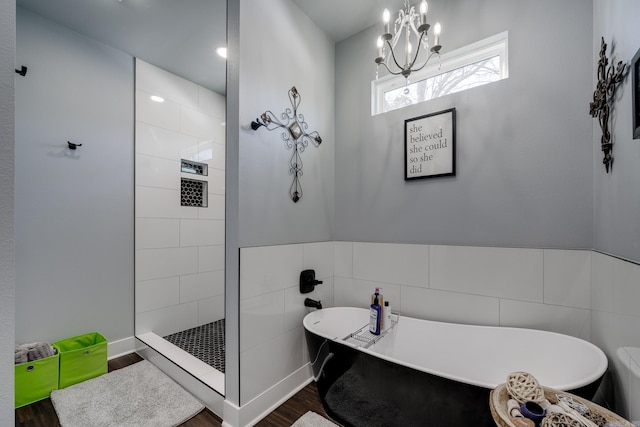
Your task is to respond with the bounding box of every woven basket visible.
[489,383,634,427]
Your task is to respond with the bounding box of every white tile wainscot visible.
[429,245,543,302]
[239,242,335,406]
[591,251,640,419]
[240,242,640,421]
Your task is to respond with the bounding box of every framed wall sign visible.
[633,47,640,139]
[405,108,456,180]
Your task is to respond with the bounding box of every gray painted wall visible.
[0,0,16,423]
[14,8,134,343]
[236,0,334,410]
[593,0,640,264]
[335,0,594,249]
[238,0,335,247]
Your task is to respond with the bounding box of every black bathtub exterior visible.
[305,327,603,427]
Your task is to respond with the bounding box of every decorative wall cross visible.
[589,37,626,173]
[251,86,322,203]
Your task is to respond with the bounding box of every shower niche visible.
[181,178,208,208]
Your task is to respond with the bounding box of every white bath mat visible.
[291,411,340,427]
[50,360,204,427]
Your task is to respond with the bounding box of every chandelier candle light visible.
[375,0,442,79]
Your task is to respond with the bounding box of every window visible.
[372,31,509,115]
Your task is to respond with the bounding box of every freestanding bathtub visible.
[303,307,607,427]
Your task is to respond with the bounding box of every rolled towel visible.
[28,343,56,361]
[17,342,56,362]
[15,348,28,364]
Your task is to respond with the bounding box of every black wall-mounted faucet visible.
[304,298,322,310]
[300,269,323,294]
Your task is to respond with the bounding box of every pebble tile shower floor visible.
[163,319,225,373]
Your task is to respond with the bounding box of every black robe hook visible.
[67,141,83,150]
[250,119,264,130]
[15,66,27,76]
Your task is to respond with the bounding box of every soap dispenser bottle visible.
[371,288,385,330]
[369,291,382,335]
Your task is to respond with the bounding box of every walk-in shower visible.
[134,51,227,395]
[16,0,229,398]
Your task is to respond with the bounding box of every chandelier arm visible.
[378,61,403,76]
[409,51,439,74]
[385,39,405,72]
[407,33,427,70]
[388,28,403,52]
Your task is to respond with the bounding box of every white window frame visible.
[371,31,509,115]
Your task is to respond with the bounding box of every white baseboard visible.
[107,336,136,359]
[223,363,313,427]
[222,400,240,427]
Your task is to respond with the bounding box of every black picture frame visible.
[404,108,456,180]
[633,47,640,139]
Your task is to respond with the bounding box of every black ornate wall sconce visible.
[589,37,626,173]
[251,86,322,203]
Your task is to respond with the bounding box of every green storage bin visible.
[15,353,59,408]
[53,332,108,389]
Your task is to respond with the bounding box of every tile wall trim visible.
[593,249,640,267]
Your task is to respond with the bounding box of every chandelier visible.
[375,0,442,79]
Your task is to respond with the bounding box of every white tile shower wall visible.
[136,277,180,313]
[135,59,225,336]
[136,122,199,161]
[197,296,225,326]
[180,270,225,303]
[136,302,199,339]
[135,218,180,249]
[591,251,640,419]
[136,60,199,109]
[136,186,196,219]
[198,245,225,273]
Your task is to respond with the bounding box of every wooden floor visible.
[15,352,334,427]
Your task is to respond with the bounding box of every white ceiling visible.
[17,0,227,95]
[292,0,403,42]
[16,0,408,94]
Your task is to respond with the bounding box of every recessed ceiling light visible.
[150,95,165,103]
[216,47,227,59]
